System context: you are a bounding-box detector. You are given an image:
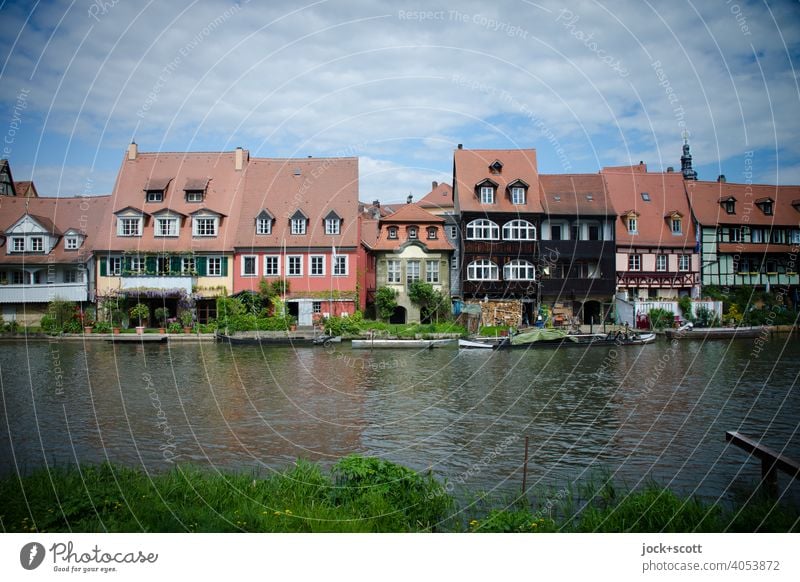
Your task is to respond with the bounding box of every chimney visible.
[235,147,246,171]
[666,166,674,172]
[457,144,463,149]
[407,195,413,204]
[717,174,726,183]
[127,141,138,161]
[372,200,380,208]
[432,180,438,190]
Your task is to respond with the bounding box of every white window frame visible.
[325,218,340,235]
[186,191,203,203]
[678,255,691,272]
[466,219,499,240]
[467,259,499,281]
[447,225,457,239]
[427,227,438,240]
[628,254,641,271]
[406,259,420,286]
[181,257,196,274]
[287,255,303,276]
[387,227,398,239]
[730,228,742,243]
[65,237,79,250]
[333,255,348,276]
[146,190,163,203]
[130,256,145,274]
[256,217,272,235]
[109,257,122,276]
[193,216,218,237]
[752,229,764,243]
[502,219,536,241]
[155,217,179,237]
[11,237,24,252]
[30,237,43,252]
[656,255,667,272]
[408,227,418,239]
[310,255,325,276]
[426,260,439,284]
[291,218,306,235]
[479,186,495,204]
[264,255,280,277]
[118,217,142,237]
[64,270,82,284]
[627,217,638,234]
[241,255,258,277]
[671,218,682,235]
[207,257,222,277]
[503,259,536,281]
[510,186,525,205]
[791,230,800,245]
[387,259,400,284]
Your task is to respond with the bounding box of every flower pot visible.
[84,326,93,334]
[135,326,145,335]
[290,325,297,332]
[113,327,120,335]
[158,328,166,334]
[183,327,192,334]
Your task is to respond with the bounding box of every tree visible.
[129,303,150,327]
[408,281,448,324]
[375,286,398,322]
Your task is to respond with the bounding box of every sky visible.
[0,0,798,202]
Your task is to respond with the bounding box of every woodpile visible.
[464,299,522,327]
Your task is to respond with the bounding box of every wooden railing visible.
[725,431,800,494]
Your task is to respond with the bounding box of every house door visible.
[298,301,314,326]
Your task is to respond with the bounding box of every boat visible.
[312,334,341,346]
[458,337,507,349]
[664,322,763,340]
[216,332,314,345]
[107,334,168,343]
[459,328,655,349]
[350,338,455,349]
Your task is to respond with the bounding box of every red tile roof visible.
[454,148,543,213]
[0,196,112,264]
[14,181,39,197]
[360,218,379,249]
[602,167,696,248]
[539,174,615,216]
[95,150,247,252]
[234,157,359,250]
[685,181,800,226]
[418,181,453,210]
[371,203,454,252]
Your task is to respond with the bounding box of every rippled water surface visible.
[1,335,799,502]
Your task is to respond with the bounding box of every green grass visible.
[1,457,797,533]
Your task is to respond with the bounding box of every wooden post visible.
[522,436,529,496]
[725,431,800,497]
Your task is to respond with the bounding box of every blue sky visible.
[1,0,798,201]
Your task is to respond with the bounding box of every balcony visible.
[121,276,193,294]
[462,280,538,299]
[540,277,616,299]
[0,283,88,303]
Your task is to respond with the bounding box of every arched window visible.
[504,259,536,281]
[467,259,499,281]
[502,219,536,241]
[466,219,499,240]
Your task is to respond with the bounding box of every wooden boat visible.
[216,332,313,345]
[351,338,455,349]
[460,329,655,349]
[664,324,763,340]
[107,334,168,343]
[458,337,507,349]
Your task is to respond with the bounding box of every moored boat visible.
[664,323,763,340]
[459,328,655,349]
[351,338,455,349]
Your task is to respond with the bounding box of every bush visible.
[375,287,398,322]
[154,307,170,326]
[647,308,674,330]
[167,322,183,334]
[40,314,60,333]
[92,321,112,334]
[323,312,363,336]
[63,318,83,334]
[694,305,720,327]
[678,296,692,321]
[129,303,149,327]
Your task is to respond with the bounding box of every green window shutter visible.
[196,256,207,276]
[124,256,132,271]
[145,256,156,274]
[99,257,107,277]
[171,256,182,273]
[221,256,229,277]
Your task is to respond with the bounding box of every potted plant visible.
[168,321,183,334]
[154,307,169,334]
[129,303,150,335]
[180,310,194,334]
[93,321,112,334]
[111,308,125,334]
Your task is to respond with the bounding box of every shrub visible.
[40,314,60,333]
[694,305,720,327]
[179,310,194,328]
[375,287,398,322]
[678,296,692,321]
[323,312,363,336]
[92,321,112,334]
[647,308,674,330]
[154,307,170,326]
[129,303,150,327]
[167,322,183,334]
[62,318,83,334]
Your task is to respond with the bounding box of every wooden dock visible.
[725,431,800,494]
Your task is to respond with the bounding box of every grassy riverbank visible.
[1,456,796,533]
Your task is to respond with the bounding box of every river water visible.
[1,335,799,504]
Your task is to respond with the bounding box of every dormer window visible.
[324,210,342,235]
[408,226,418,239]
[186,190,203,202]
[118,217,142,236]
[489,160,503,174]
[388,226,398,239]
[30,237,43,252]
[65,237,79,250]
[641,192,650,201]
[510,187,525,205]
[11,237,24,252]
[256,210,274,235]
[623,212,639,234]
[155,217,179,237]
[146,190,163,203]
[671,217,682,234]
[290,210,307,235]
[190,209,223,237]
[756,198,774,216]
[427,227,437,239]
[722,197,736,214]
[480,186,494,204]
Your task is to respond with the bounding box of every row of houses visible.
[1,141,798,327]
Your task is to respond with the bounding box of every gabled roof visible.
[539,174,615,217]
[378,203,444,224]
[144,177,172,191]
[371,203,452,252]
[602,165,695,248]
[189,207,227,217]
[0,196,112,264]
[183,178,209,191]
[151,208,188,218]
[234,157,359,249]
[685,181,800,227]
[113,206,149,216]
[324,209,342,221]
[417,182,453,210]
[290,209,308,221]
[14,181,39,197]
[360,218,379,249]
[454,148,543,213]
[256,209,274,220]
